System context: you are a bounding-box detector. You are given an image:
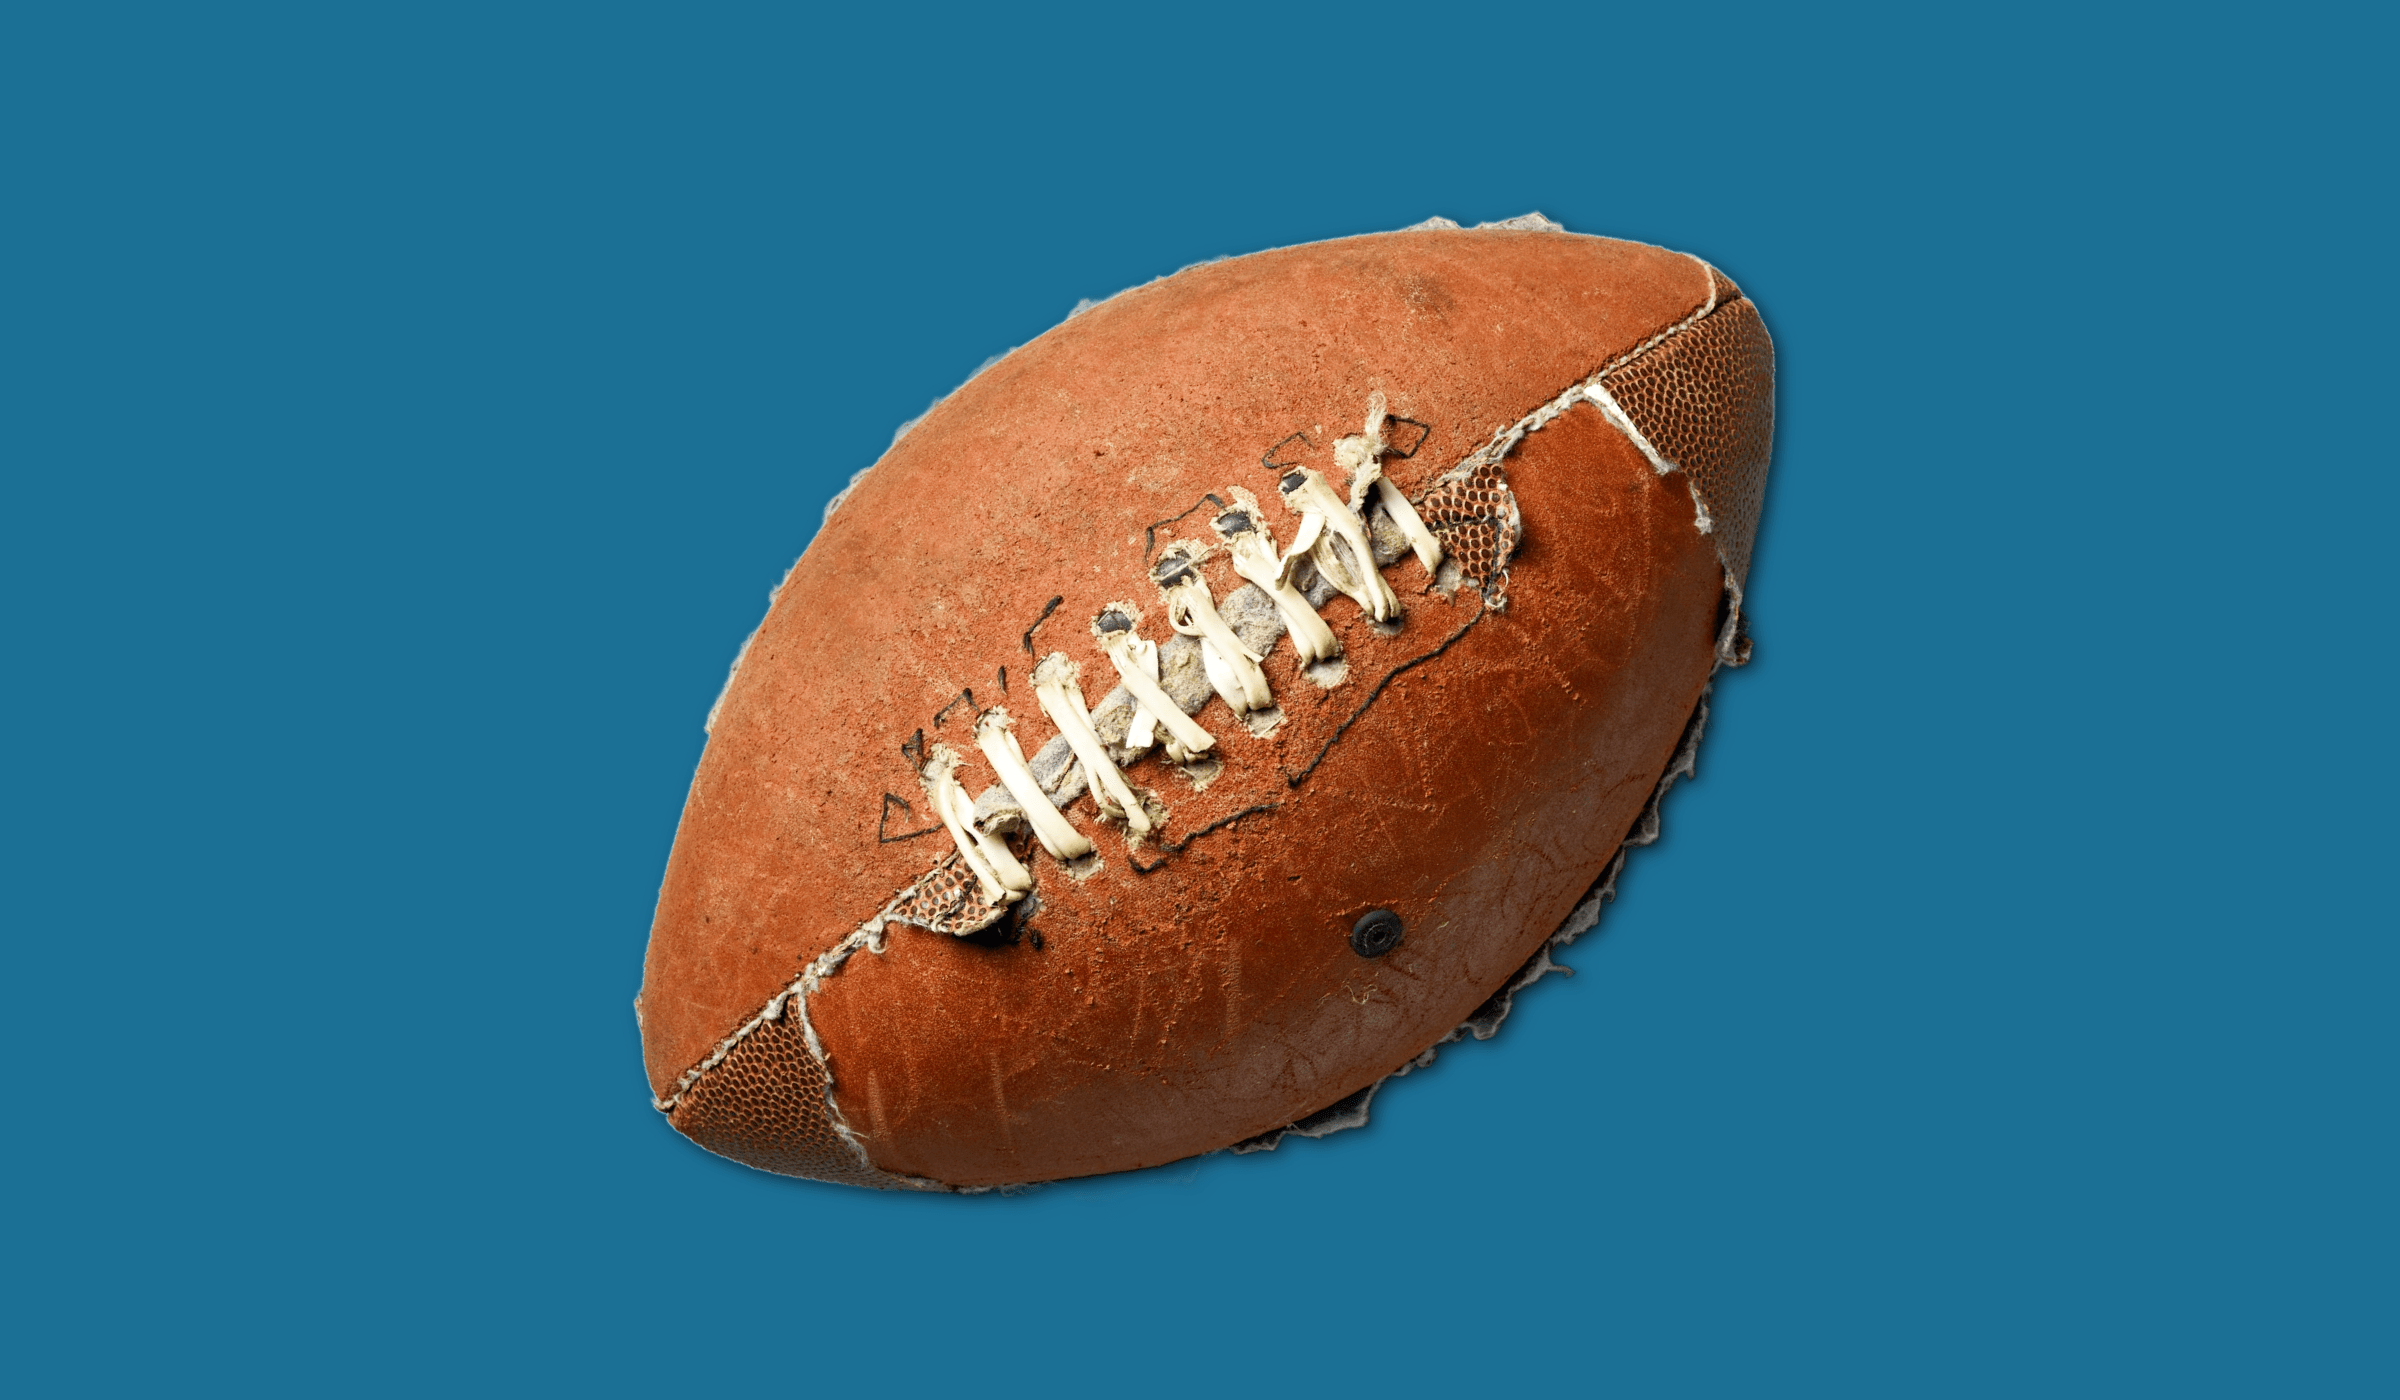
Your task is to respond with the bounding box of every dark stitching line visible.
[1127,803,1282,874]
[1383,416,1430,458]
[933,687,978,729]
[1142,493,1227,562]
[1122,531,1492,871]
[1262,431,1313,471]
[1286,601,1487,789]
[1020,596,1063,660]
[877,793,942,843]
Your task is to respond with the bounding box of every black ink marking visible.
[877,792,942,843]
[1382,416,1430,459]
[1262,432,1313,472]
[997,664,1008,695]
[1127,803,1282,874]
[1021,596,1063,660]
[933,688,978,729]
[1286,602,1487,789]
[1142,492,1227,561]
[900,728,927,771]
[1028,929,1045,951]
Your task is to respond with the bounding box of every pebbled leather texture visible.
[1602,294,1776,587]
[637,229,1776,1187]
[668,1002,909,1188]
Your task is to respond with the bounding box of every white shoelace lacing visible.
[1033,649,1156,834]
[922,743,1031,905]
[1334,391,1444,576]
[972,706,1093,860]
[1091,604,1215,765]
[1214,491,1341,664]
[1278,465,1401,622]
[1153,543,1272,714]
[913,392,1498,897]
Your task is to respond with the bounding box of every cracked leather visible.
[637,229,1770,1186]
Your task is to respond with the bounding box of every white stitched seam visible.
[663,269,1752,1161]
[1584,381,1672,475]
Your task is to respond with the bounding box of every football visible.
[637,215,1775,1188]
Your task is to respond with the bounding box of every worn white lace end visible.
[1198,641,1248,713]
[1091,604,1214,758]
[1153,543,1272,715]
[973,707,1092,860]
[1122,635,1161,753]
[1279,467,1400,621]
[1033,649,1154,836]
[1331,394,1440,576]
[1333,390,1391,513]
[922,745,1028,907]
[1216,492,1341,665]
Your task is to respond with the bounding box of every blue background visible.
[4,4,2391,1395]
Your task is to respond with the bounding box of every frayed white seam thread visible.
[650,914,881,1116]
[1505,257,1742,623]
[1156,544,1273,715]
[1459,252,1718,477]
[924,744,1031,905]
[1278,466,1400,621]
[668,245,1749,1181]
[1035,649,1161,827]
[649,903,951,1191]
[1584,381,1671,475]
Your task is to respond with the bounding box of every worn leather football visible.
[637,216,1774,1188]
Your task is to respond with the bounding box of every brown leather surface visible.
[670,1002,910,1188]
[1602,297,1776,587]
[637,228,1772,1185]
[807,409,1721,1184]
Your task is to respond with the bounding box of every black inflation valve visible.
[1350,908,1404,958]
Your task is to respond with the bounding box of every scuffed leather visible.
[637,229,1773,1186]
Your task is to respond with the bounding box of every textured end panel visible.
[884,851,1007,937]
[1602,298,1776,585]
[1413,458,1521,606]
[667,1010,908,1188]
